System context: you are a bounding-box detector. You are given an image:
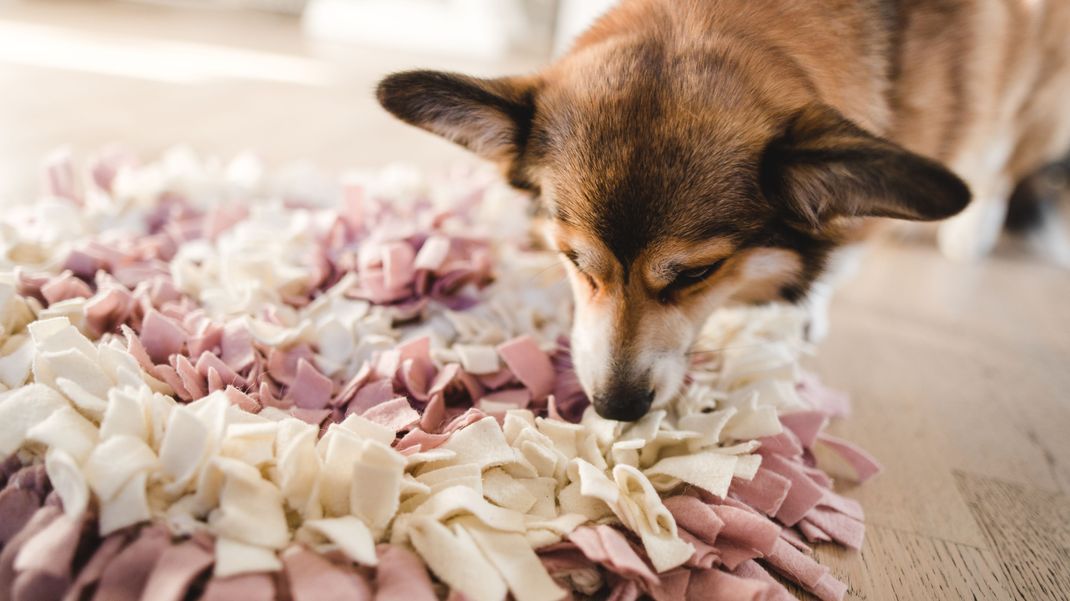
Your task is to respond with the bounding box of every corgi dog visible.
[377,0,1070,421]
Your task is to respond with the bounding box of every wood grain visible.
[1,2,1068,600]
[815,525,1011,601]
[954,472,1070,601]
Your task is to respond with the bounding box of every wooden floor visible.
[1,2,1067,600]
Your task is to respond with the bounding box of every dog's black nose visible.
[592,386,655,422]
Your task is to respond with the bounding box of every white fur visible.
[569,299,614,397]
[634,310,694,408]
[803,244,865,343]
[938,193,1011,261]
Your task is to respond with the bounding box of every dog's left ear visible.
[376,70,537,166]
[760,103,971,226]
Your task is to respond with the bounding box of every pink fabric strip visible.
[199,574,277,601]
[139,539,214,601]
[282,546,373,601]
[815,433,883,483]
[373,544,437,601]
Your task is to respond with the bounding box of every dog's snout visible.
[592,384,655,422]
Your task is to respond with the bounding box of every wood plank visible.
[813,525,1012,601]
[813,312,995,547]
[954,472,1070,601]
[822,251,1070,495]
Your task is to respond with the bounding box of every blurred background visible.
[0,0,615,203]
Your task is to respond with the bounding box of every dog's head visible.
[376,38,969,421]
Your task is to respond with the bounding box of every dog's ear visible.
[376,70,537,165]
[760,103,971,226]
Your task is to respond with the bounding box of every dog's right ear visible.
[376,70,538,165]
[760,103,971,227]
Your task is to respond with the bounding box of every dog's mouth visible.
[574,347,690,422]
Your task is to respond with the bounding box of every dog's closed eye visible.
[675,262,723,285]
[659,260,726,303]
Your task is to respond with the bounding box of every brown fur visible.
[376,0,1070,420]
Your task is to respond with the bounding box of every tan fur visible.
[377,0,1070,419]
[568,0,1070,185]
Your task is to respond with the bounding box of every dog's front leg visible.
[803,244,867,343]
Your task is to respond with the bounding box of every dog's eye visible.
[661,260,725,302]
[676,261,724,285]
[679,264,717,283]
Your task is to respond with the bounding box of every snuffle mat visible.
[0,148,881,601]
